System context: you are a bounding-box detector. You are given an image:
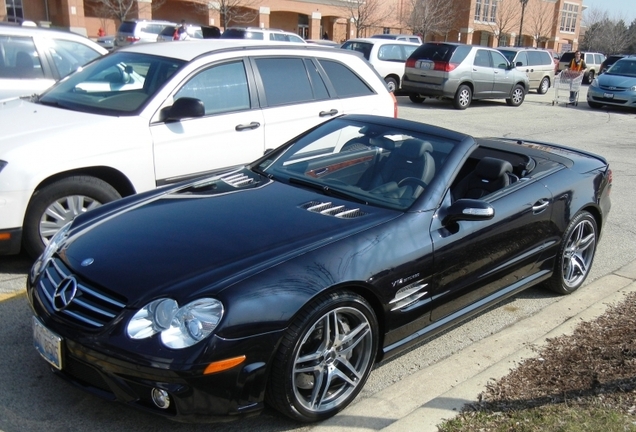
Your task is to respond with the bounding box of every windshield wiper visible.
[288,177,368,205]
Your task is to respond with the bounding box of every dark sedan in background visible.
[27,115,611,423]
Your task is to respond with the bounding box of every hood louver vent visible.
[301,201,367,219]
[220,172,254,187]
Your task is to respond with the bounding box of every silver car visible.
[402,42,529,109]
[114,20,176,48]
[0,23,107,100]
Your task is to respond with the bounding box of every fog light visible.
[151,388,170,409]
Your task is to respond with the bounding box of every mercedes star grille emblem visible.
[53,276,79,311]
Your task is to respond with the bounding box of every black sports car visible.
[27,115,612,423]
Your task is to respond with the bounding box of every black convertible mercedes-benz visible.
[27,115,612,423]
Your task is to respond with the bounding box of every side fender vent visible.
[221,172,254,188]
[301,201,367,219]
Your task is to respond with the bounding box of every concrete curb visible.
[309,260,636,432]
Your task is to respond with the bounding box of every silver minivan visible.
[498,47,555,94]
[401,42,529,109]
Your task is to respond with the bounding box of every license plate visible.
[603,93,614,99]
[33,317,63,370]
[417,60,433,70]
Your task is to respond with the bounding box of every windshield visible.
[606,59,636,77]
[498,50,516,63]
[256,118,458,211]
[38,52,185,115]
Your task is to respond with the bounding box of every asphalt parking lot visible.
[1,85,634,432]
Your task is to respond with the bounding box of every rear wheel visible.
[266,291,378,422]
[546,211,598,295]
[23,176,121,258]
[584,70,595,84]
[538,77,550,94]
[384,77,398,93]
[453,85,472,110]
[506,84,525,106]
[409,93,424,104]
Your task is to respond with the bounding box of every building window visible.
[6,0,23,22]
[560,3,579,33]
[383,28,390,34]
[475,0,498,23]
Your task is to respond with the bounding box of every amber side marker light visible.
[0,233,11,241]
[203,355,246,375]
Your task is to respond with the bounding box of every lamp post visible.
[517,0,529,47]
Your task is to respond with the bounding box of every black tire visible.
[587,100,602,109]
[584,70,595,84]
[266,291,378,422]
[384,76,398,93]
[538,77,550,94]
[409,93,424,104]
[546,211,598,295]
[506,84,525,106]
[453,84,471,110]
[23,176,121,258]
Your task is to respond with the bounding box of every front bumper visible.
[27,277,284,422]
[587,86,636,108]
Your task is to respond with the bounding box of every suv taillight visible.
[434,62,458,72]
[126,36,140,43]
[405,58,417,68]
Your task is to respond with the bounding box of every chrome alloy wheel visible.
[511,87,524,104]
[561,218,596,289]
[292,306,373,413]
[39,195,102,245]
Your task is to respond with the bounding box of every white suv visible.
[0,40,397,257]
[340,38,420,92]
[221,27,306,43]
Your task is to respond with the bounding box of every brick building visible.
[2,0,584,52]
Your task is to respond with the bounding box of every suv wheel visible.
[384,77,398,93]
[409,94,425,104]
[453,85,472,110]
[584,70,595,84]
[538,77,550,95]
[506,84,525,107]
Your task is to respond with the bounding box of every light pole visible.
[517,0,529,47]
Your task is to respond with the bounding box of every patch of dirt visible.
[467,291,636,415]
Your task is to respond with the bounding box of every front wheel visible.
[546,211,598,295]
[538,77,550,94]
[453,84,472,110]
[506,84,525,106]
[23,176,121,258]
[266,291,378,422]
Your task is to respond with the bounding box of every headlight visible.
[630,85,636,91]
[30,222,72,281]
[127,298,224,349]
[590,78,598,87]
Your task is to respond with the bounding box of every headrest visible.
[474,157,513,181]
[398,139,434,158]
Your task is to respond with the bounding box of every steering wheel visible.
[398,177,427,188]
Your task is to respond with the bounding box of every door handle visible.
[235,122,261,131]
[532,199,550,213]
[319,109,339,117]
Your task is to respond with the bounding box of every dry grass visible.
[439,291,636,431]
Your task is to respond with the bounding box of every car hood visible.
[60,172,399,304]
[0,99,108,152]
[597,73,636,87]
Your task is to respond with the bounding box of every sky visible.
[583,0,636,24]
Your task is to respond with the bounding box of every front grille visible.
[38,257,127,328]
[301,201,367,219]
[592,96,627,104]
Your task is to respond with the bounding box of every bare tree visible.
[480,0,522,46]
[581,8,632,54]
[336,0,385,38]
[406,0,459,40]
[85,0,165,24]
[525,0,556,47]
[192,0,261,28]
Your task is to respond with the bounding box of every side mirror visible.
[164,97,205,122]
[442,199,495,225]
[516,61,523,67]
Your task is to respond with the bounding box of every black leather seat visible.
[453,157,513,200]
[365,138,435,199]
